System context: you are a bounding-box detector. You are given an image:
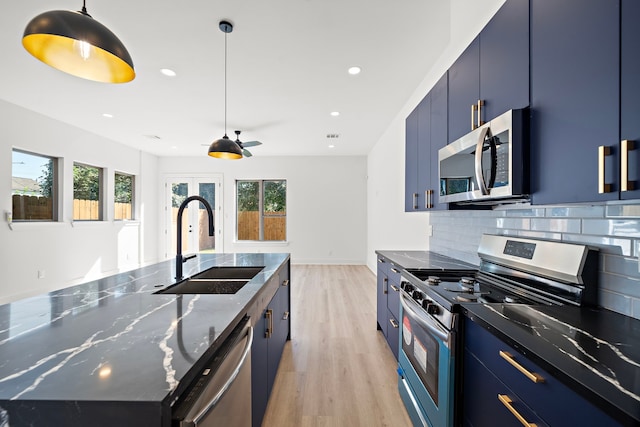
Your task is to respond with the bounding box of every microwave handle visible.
[474,126,490,195]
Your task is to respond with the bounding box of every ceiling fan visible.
[233,130,262,157]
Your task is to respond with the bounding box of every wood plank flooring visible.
[262,265,412,427]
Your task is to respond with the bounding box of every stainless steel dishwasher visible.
[171,316,253,427]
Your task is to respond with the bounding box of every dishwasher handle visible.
[189,325,254,425]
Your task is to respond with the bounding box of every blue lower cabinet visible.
[387,309,399,360]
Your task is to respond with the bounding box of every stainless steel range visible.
[396,234,599,427]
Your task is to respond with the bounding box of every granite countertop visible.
[462,303,640,426]
[0,253,289,414]
[375,250,477,271]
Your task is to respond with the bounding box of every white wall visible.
[0,99,159,304]
[366,0,506,271]
[158,155,367,265]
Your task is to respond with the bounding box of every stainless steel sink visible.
[155,266,265,294]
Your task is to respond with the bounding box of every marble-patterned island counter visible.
[0,253,290,426]
[462,304,640,426]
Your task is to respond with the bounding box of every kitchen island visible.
[0,253,290,426]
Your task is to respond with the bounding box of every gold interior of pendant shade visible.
[22,9,135,83]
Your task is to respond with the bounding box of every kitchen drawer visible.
[377,256,391,276]
[387,263,402,285]
[464,318,618,426]
[463,347,547,427]
[386,308,400,360]
[387,275,401,320]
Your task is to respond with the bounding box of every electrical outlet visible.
[37,270,45,279]
[4,211,11,223]
[427,225,433,237]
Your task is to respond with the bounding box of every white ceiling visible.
[1,1,452,157]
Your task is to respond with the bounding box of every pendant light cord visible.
[224,30,228,137]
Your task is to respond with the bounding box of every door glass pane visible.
[171,182,189,254]
[198,183,216,252]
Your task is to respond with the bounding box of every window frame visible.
[236,179,287,242]
[72,162,104,221]
[11,148,59,222]
[114,171,135,221]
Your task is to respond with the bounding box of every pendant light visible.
[208,20,243,159]
[22,1,135,83]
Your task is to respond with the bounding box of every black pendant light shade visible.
[208,134,242,159]
[22,6,135,83]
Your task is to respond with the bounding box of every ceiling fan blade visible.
[242,148,253,157]
[241,140,262,147]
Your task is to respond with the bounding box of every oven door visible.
[398,294,455,427]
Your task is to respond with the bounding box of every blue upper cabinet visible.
[621,0,640,201]
[530,0,620,204]
[448,0,530,144]
[405,73,449,212]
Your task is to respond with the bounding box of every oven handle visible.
[400,294,449,344]
[474,126,490,195]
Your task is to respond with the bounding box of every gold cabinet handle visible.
[598,145,612,193]
[283,311,289,320]
[621,140,635,192]
[390,284,400,292]
[471,103,478,130]
[498,394,537,427]
[389,318,399,328]
[499,351,544,383]
[412,193,418,210]
[477,99,485,127]
[265,309,273,338]
[425,189,434,209]
[282,279,290,287]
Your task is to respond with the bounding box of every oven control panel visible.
[503,240,536,259]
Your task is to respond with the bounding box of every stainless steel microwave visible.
[438,108,529,204]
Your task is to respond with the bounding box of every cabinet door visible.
[530,0,620,204]
[430,73,449,210]
[405,106,420,211]
[448,38,480,143]
[417,94,432,211]
[251,307,269,427]
[480,0,529,121]
[621,0,640,200]
[376,264,388,337]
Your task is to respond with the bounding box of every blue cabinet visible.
[530,0,620,204]
[376,255,401,360]
[448,0,529,143]
[463,318,620,427]
[620,0,640,201]
[405,73,449,211]
[251,267,290,427]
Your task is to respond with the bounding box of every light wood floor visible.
[262,265,413,427]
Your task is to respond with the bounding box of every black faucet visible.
[175,195,214,280]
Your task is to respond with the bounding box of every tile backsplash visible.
[428,203,640,320]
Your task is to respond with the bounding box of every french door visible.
[164,175,223,259]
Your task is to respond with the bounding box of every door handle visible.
[474,126,491,195]
[621,140,635,192]
[282,311,289,320]
[265,309,273,338]
[282,279,290,287]
[383,277,388,294]
[477,99,484,127]
[471,103,478,130]
[598,145,612,193]
[412,193,418,210]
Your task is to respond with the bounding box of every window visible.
[11,149,57,221]
[236,180,286,241]
[73,163,103,220]
[114,172,134,220]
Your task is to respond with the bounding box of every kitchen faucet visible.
[175,195,214,280]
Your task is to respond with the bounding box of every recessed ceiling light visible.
[328,144,336,149]
[330,111,340,117]
[160,68,176,77]
[144,134,162,140]
[171,146,178,150]
[102,113,113,118]
[348,66,361,75]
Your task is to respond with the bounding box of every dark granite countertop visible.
[375,250,477,271]
[462,304,640,426]
[0,253,289,424]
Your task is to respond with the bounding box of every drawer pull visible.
[390,284,400,292]
[383,277,388,294]
[499,351,544,383]
[389,318,399,328]
[282,279,290,287]
[390,268,399,274]
[498,394,537,427]
[283,311,289,320]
